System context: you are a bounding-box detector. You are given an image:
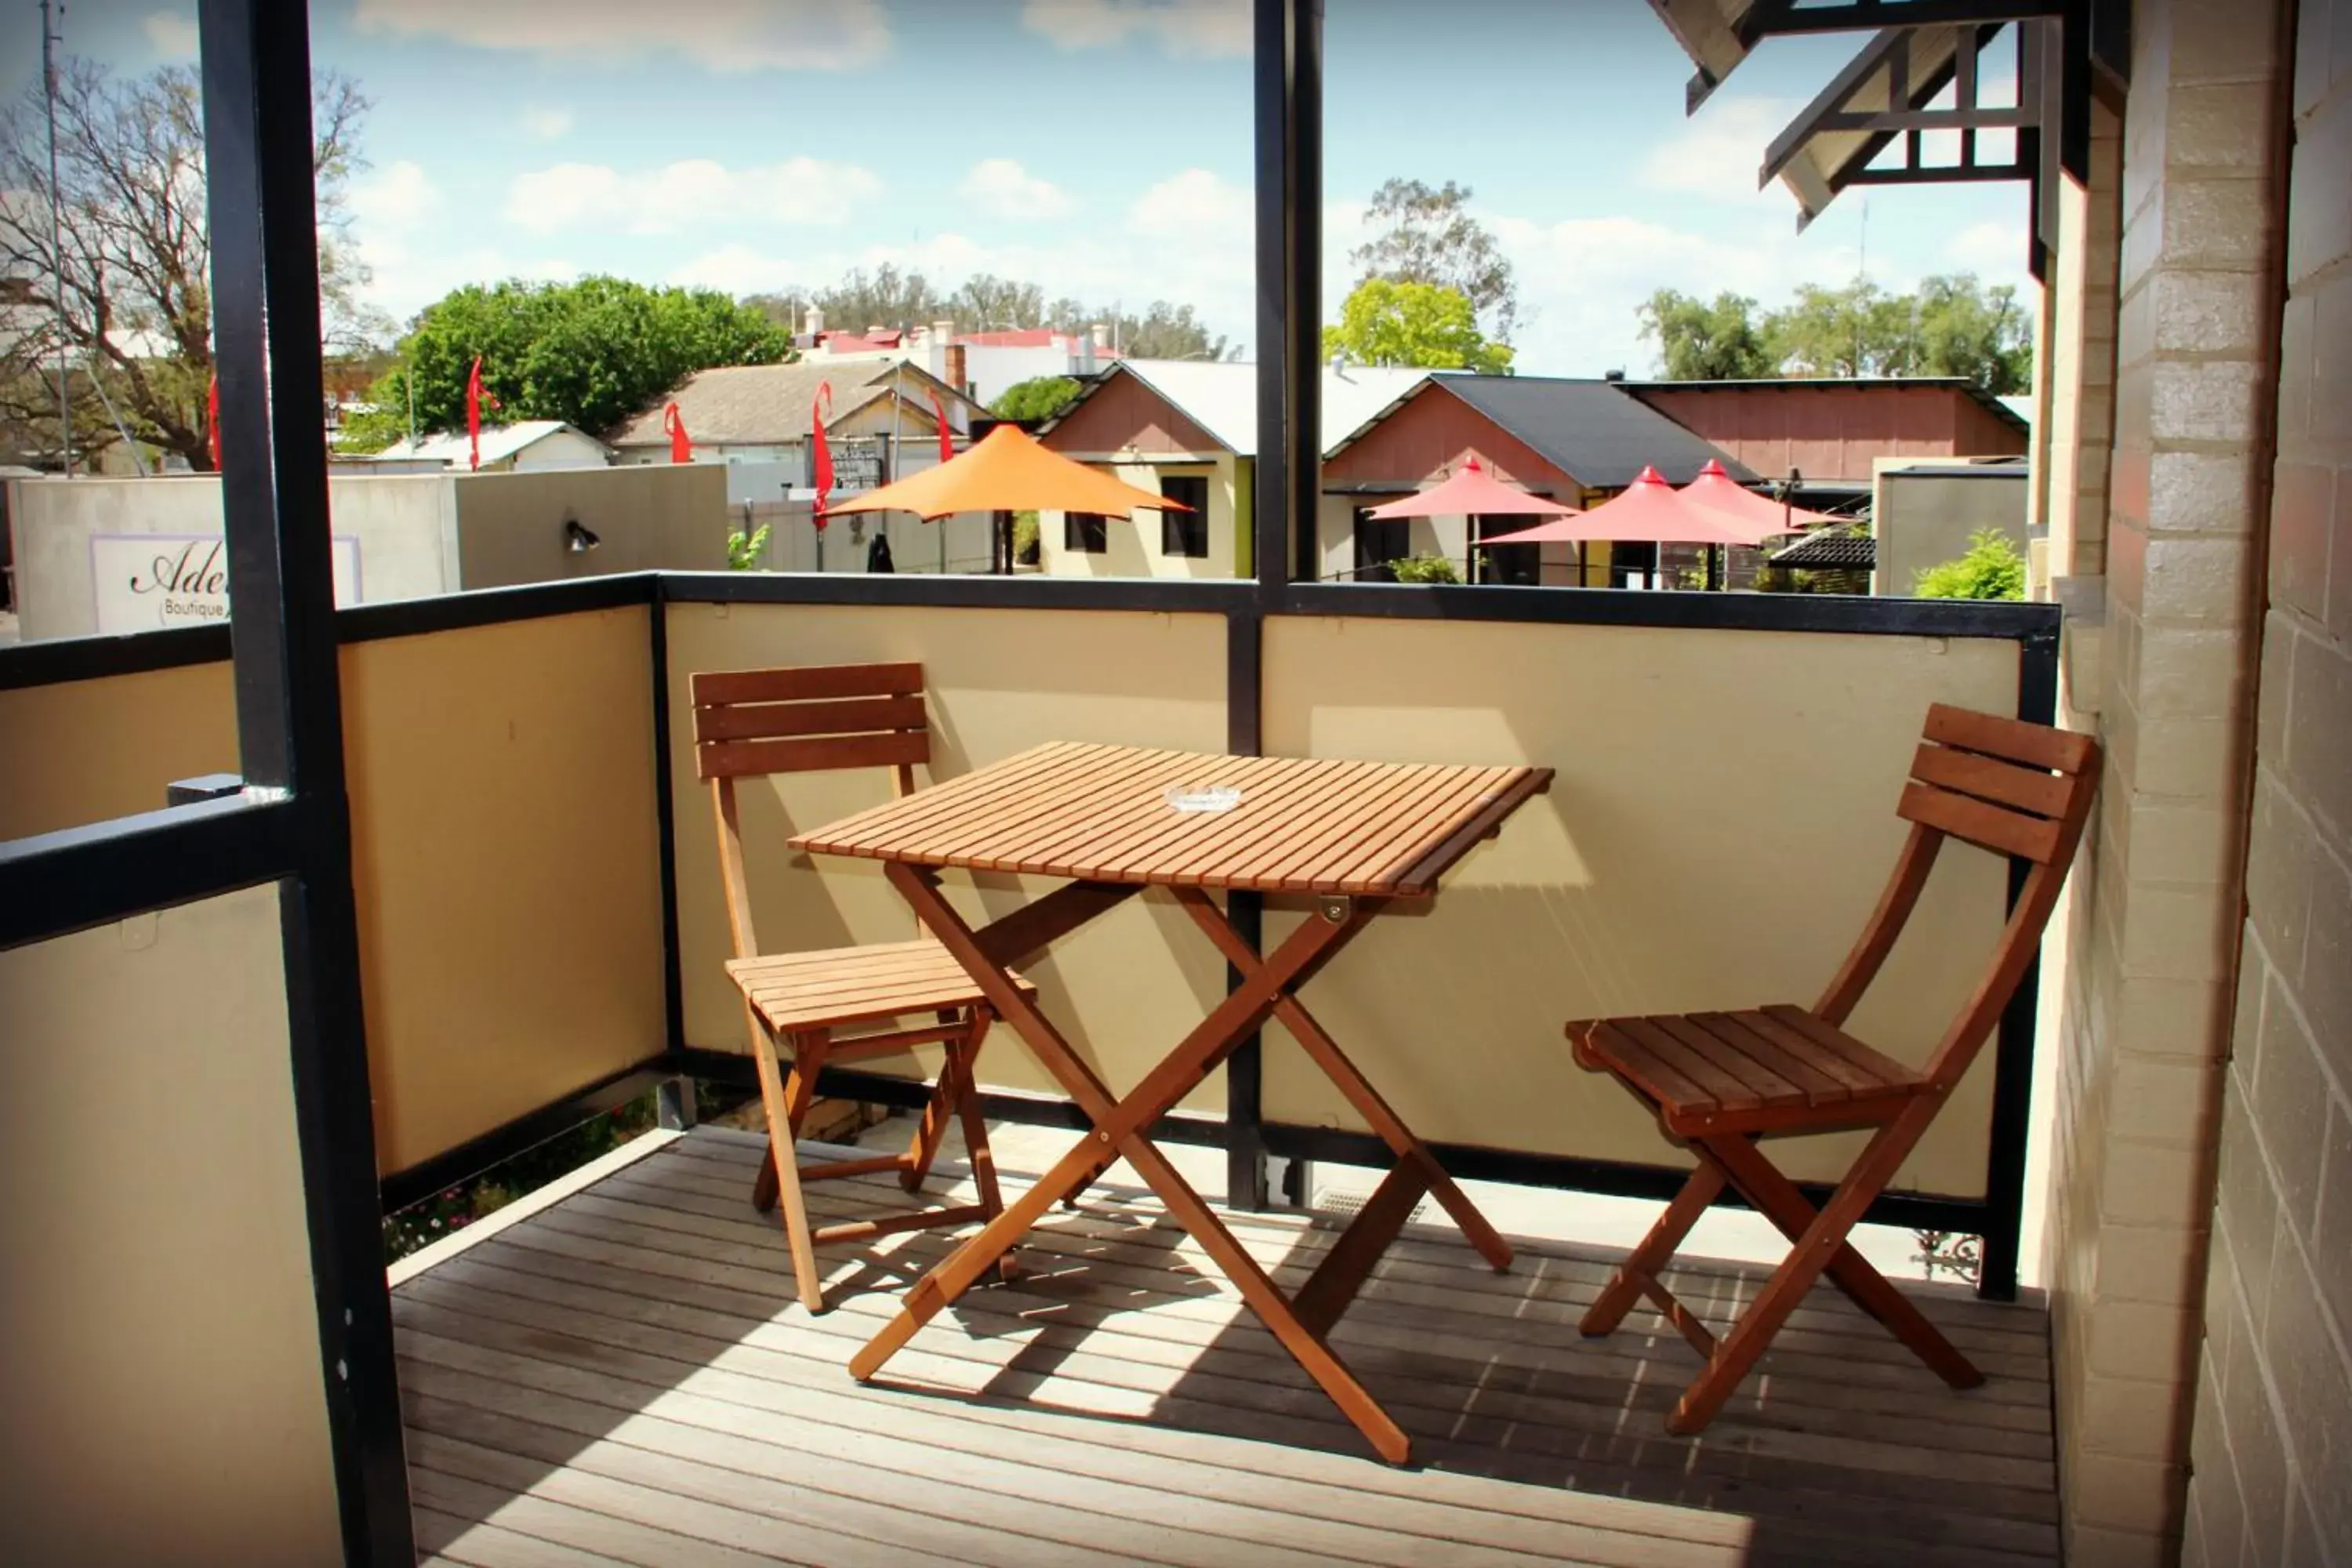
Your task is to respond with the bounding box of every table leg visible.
[865,864,1415,1462]
[1174,889,1514,1272]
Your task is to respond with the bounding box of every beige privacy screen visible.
[1260,615,2020,1199]
[666,601,1232,1110]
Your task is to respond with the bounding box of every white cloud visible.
[1490,212,1820,376]
[143,10,200,58]
[958,159,1073,221]
[522,107,575,142]
[1126,168,1250,238]
[348,161,441,229]
[1021,0,1250,59]
[503,158,882,235]
[1639,96,1798,202]
[350,0,890,73]
[1944,220,2031,275]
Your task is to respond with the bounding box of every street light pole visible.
[41,0,74,476]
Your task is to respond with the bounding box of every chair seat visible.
[1569,1004,1926,1137]
[727,939,1033,1033]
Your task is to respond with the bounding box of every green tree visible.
[340,277,792,451]
[1637,289,1773,379]
[1912,526,2027,600]
[1759,274,2032,392]
[1904,274,2033,393]
[1323,280,1513,374]
[992,376,1082,423]
[1349,178,1521,340]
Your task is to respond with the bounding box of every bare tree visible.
[1348,178,1522,343]
[0,59,375,472]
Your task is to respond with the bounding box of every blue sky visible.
[15,1,2039,376]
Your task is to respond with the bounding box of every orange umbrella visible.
[822,424,1190,521]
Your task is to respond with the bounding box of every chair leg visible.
[1582,1160,1724,1338]
[1701,1131,1983,1392]
[950,1011,1004,1219]
[745,1014,826,1313]
[1668,1105,1941,1435]
[750,1033,828,1215]
[898,1009,965,1194]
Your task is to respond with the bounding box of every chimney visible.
[804,304,824,337]
[1077,333,1097,376]
[945,343,968,398]
[1091,322,1109,352]
[1603,368,1626,382]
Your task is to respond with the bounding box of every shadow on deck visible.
[393,1124,2056,1568]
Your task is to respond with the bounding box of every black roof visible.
[1428,377,1758,490]
[1769,530,1877,569]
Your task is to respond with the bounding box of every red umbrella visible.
[1480,466,1755,546]
[1679,459,1836,539]
[1367,455,1580,586]
[1366,454,1581,520]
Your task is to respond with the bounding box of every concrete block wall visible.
[2043,0,2293,1560]
[2180,0,2352,1560]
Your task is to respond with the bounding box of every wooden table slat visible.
[1026,751,1272,882]
[1327,766,1515,895]
[975,750,1239,875]
[916,746,1175,870]
[788,743,1551,898]
[800,742,1077,858]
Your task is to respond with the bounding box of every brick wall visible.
[2179,0,2352,1559]
[2042,0,2295,1562]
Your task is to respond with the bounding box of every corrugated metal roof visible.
[1433,378,1757,488]
[1047,360,1436,456]
[1619,376,2032,440]
[368,419,605,465]
[1769,530,1876,570]
[607,361,893,448]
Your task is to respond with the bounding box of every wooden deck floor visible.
[394,1125,2058,1568]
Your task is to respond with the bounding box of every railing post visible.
[199,0,415,1557]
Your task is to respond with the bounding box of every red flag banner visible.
[662,401,692,463]
[466,355,486,471]
[206,375,220,470]
[811,381,835,529]
[927,388,953,466]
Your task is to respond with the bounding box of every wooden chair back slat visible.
[701,730,931,782]
[692,662,931,784]
[1922,701,2098,774]
[1813,703,2101,1084]
[695,662,933,953]
[1907,742,2074,817]
[696,693,930,745]
[692,662,924,706]
[1897,780,2063,863]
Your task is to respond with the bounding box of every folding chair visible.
[1568,702,2099,1434]
[695,661,1025,1313]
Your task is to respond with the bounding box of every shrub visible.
[1913,526,2025,600]
[1391,552,1462,584]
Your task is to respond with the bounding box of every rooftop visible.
[368,419,607,466]
[1044,359,1436,456]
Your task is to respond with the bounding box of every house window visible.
[1354,507,1407,582]
[1065,512,1108,554]
[1160,474,1210,558]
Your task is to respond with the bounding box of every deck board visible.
[397,1126,2059,1567]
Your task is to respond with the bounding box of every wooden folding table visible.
[787,741,1553,1464]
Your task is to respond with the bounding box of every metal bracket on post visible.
[165,774,247,807]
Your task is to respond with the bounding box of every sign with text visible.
[90,533,362,634]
